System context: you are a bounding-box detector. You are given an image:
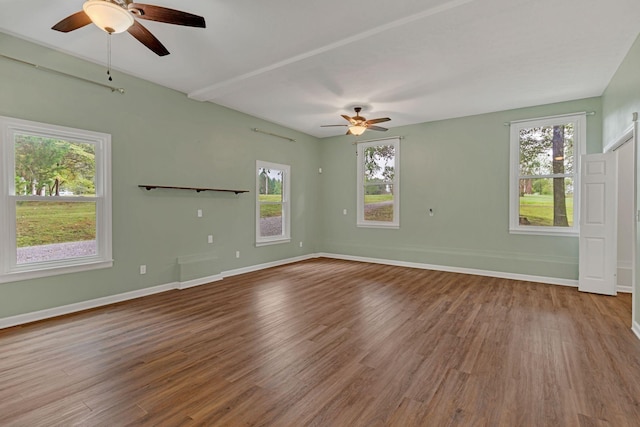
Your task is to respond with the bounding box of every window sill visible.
[509,227,578,237]
[357,222,400,229]
[256,238,291,247]
[0,259,113,284]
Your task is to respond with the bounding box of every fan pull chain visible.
[107,33,113,82]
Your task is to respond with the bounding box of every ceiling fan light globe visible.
[349,125,367,136]
[83,0,134,34]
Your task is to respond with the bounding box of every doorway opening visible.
[615,139,634,294]
[603,122,637,330]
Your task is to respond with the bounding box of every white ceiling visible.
[2,0,640,138]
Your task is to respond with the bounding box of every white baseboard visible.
[177,274,223,290]
[0,254,318,330]
[633,321,640,342]
[222,254,317,278]
[317,252,579,287]
[617,285,634,294]
[0,282,179,330]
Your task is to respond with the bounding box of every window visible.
[0,116,112,283]
[256,160,290,246]
[509,113,586,236]
[357,137,400,228]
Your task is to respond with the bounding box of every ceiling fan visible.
[321,107,391,136]
[51,0,206,56]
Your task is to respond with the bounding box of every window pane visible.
[16,201,97,264]
[364,145,395,184]
[258,168,283,201]
[259,202,283,237]
[256,161,290,244]
[364,184,394,222]
[519,124,574,176]
[518,178,574,227]
[363,143,395,223]
[357,139,399,228]
[14,134,96,197]
[258,168,284,237]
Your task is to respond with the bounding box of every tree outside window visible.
[13,135,97,263]
[509,113,585,236]
[0,116,112,283]
[357,138,400,228]
[256,160,290,245]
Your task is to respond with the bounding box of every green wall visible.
[602,33,640,329]
[602,33,640,144]
[3,30,638,325]
[0,33,320,318]
[319,98,602,280]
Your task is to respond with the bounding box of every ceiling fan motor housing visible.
[320,106,390,134]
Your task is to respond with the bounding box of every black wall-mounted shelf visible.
[138,185,249,195]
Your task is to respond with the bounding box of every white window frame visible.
[357,137,400,229]
[509,113,586,236]
[0,116,112,283]
[256,160,290,246]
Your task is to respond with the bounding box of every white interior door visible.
[579,153,617,295]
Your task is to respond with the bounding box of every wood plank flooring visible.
[1,258,640,426]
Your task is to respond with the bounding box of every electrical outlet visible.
[236,251,240,258]
[299,241,303,248]
[208,235,213,244]
[197,209,203,218]
[343,209,347,215]
[140,265,146,275]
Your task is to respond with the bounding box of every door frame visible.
[603,119,637,329]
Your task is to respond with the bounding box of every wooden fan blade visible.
[367,125,388,132]
[321,124,348,127]
[129,3,206,27]
[366,117,391,125]
[127,21,170,56]
[341,115,355,124]
[52,11,92,32]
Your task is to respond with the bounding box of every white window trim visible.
[357,137,400,229]
[508,113,586,236]
[256,160,290,246]
[0,116,112,283]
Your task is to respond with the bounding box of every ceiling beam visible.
[187,0,476,102]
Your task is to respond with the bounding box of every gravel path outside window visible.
[17,240,97,264]
[260,216,283,237]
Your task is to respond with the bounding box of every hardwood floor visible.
[1,258,639,426]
